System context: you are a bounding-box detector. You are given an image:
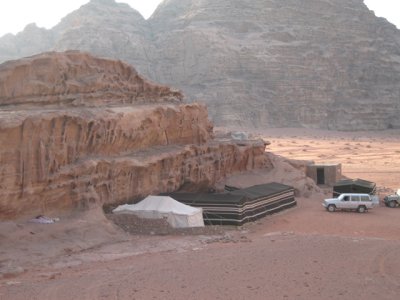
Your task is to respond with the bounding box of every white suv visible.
[322,193,379,213]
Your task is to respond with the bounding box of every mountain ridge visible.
[0,0,399,130]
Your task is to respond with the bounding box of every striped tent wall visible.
[166,182,296,226]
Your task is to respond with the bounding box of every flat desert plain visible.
[1,129,400,300]
[261,128,400,191]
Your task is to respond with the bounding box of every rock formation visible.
[0,0,399,130]
[0,52,269,219]
[0,51,182,107]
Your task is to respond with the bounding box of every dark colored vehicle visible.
[384,189,400,208]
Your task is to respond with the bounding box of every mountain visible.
[0,0,155,76]
[0,0,399,130]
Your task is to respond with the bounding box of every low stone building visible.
[306,163,342,186]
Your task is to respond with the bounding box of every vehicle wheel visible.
[357,206,367,213]
[327,205,336,212]
[388,201,397,208]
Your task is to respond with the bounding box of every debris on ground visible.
[29,215,60,224]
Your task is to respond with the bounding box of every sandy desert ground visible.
[1,129,400,299]
[259,128,400,192]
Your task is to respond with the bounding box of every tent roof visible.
[166,182,294,205]
[166,192,245,205]
[334,178,376,188]
[113,195,201,216]
[232,182,293,200]
[333,178,376,196]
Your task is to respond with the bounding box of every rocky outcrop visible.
[1,0,399,130]
[0,51,182,107]
[0,52,269,219]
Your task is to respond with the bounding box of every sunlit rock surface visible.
[0,51,269,219]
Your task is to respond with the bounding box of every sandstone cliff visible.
[0,52,269,219]
[0,51,182,107]
[0,0,399,130]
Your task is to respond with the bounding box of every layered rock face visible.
[149,0,400,130]
[0,52,269,219]
[0,51,182,107]
[0,0,399,130]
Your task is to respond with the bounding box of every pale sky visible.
[0,0,163,37]
[0,0,399,38]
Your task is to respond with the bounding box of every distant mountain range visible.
[1,0,399,130]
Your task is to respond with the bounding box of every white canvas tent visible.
[112,195,204,228]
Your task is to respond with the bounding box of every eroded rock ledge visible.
[0,51,183,107]
[0,52,269,219]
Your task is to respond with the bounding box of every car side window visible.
[351,196,360,202]
[360,196,370,202]
[343,196,349,201]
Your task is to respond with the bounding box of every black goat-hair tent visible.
[333,178,376,197]
[165,182,296,225]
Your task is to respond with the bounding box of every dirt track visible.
[1,129,400,299]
